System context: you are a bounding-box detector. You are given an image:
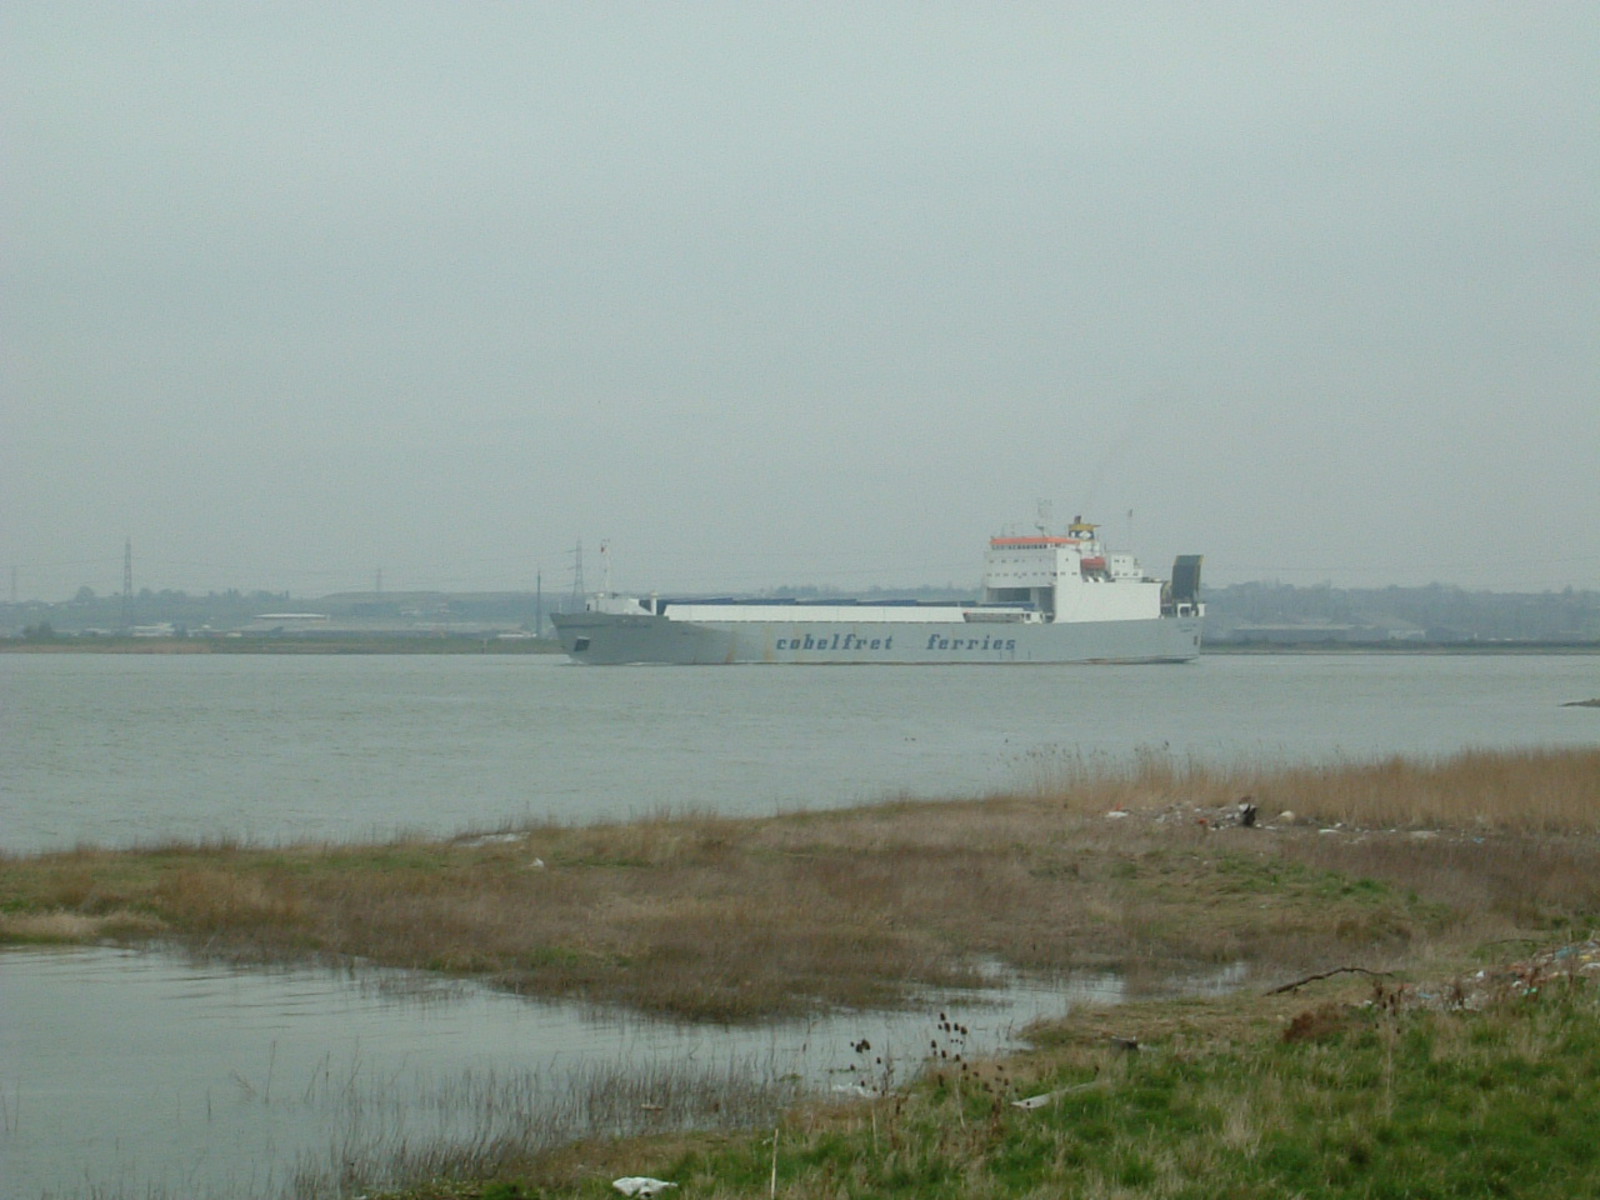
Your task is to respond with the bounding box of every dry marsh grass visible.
[1033,745,1600,833]
[0,907,165,942]
[2,746,1597,1020]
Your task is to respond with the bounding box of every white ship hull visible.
[552,611,1202,665]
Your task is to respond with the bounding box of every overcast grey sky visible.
[4,3,1596,600]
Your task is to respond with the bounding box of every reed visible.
[286,1055,801,1199]
[1031,745,1600,833]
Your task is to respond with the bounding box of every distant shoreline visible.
[4,636,1598,656]
[1199,640,1600,656]
[0,635,564,655]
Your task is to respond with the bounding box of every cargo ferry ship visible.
[552,518,1202,665]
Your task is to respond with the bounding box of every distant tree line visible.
[4,579,1597,643]
[1,585,575,635]
[8,588,297,634]
[1203,581,1600,642]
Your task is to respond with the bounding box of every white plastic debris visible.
[1011,1077,1102,1109]
[613,1179,678,1198]
[1011,1091,1058,1110]
[831,1083,881,1098]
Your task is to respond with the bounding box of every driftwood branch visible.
[1264,966,1395,996]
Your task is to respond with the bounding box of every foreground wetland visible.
[4,653,1597,1196]
[6,745,1600,1197]
[7,748,1600,1023]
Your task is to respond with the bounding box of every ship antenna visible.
[1035,499,1054,536]
[570,541,585,604]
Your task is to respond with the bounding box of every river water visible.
[2,652,1597,1197]
[3,653,1597,852]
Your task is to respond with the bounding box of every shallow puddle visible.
[2,946,1185,1198]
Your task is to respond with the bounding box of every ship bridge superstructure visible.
[981,517,1185,623]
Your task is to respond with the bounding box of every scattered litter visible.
[832,1083,882,1098]
[1152,801,1276,830]
[1011,1078,1102,1110]
[1103,802,1509,844]
[1281,940,1600,1041]
[1388,938,1600,1013]
[528,857,546,869]
[1011,1091,1057,1110]
[613,1178,678,1197]
[1276,939,1600,1026]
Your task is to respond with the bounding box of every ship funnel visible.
[1170,555,1203,605]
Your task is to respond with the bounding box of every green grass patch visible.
[426,982,1600,1200]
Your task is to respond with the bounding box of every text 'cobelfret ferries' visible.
[772,633,1020,653]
